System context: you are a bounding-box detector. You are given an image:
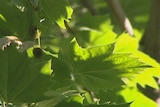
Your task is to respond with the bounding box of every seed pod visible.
[33,47,43,58]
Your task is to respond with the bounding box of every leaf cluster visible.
[0,0,159,107]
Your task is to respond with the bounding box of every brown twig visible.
[141,0,160,61]
[64,20,82,47]
[106,0,134,36]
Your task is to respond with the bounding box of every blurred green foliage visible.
[0,0,159,107]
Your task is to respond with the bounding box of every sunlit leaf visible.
[114,33,139,53]
[75,13,116,47]
[114,34,160,89]
[52,39,151,93]
[0,0,159,107]
[119,86,158,107]
[95,86,158,107]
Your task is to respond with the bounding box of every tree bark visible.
[141,0,160,62]
[106,0,134,36]
[141,0,160,105]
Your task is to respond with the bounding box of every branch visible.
[106,0,134,36]
[141,0,160,61]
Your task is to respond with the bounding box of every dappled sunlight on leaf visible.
[0,0,160,106]
[74,13,117,47]
[52,39,152,93]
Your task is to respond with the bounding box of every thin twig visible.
[64,20,82,47]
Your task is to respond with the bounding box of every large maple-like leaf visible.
[52,39,150,92]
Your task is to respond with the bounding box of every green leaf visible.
[52,39,151,93]
[35,90,79,107]
[95,86,158,107]
[119,86,158,107]
[74,13,117,47]
[125,52,160,89]
[55,94,131,107]
[0,0,31,38]
[114,34,160,89]
[114,33,139,53]
[41,0,73,28]
[51,57,72,89]
[0,46,52,103]
[95,88,126,104]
